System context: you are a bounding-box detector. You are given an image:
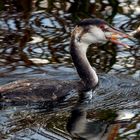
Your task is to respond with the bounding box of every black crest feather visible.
[77,18,107,26]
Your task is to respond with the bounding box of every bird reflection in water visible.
[66,95,135,140]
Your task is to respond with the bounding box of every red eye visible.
[99,24,110,31]
[99,24,105,29]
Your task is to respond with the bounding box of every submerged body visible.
[0,74,140,110]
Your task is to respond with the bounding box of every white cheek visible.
[91,27,107,42]
[81,33,98,44]
[81,26,107,44]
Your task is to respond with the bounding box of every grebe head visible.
[70,18,132,91]
[71,18,131,48]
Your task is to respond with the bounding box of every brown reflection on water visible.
[1,106,140,140]
[0,0,139,79]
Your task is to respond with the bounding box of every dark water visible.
[0,0,140,139]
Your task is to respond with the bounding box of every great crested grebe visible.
[0,18,140,107]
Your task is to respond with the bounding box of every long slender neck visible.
[70,41,98,91]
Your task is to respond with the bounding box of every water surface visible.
[0,0,140,139]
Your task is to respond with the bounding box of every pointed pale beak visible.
[105,26,132,48]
